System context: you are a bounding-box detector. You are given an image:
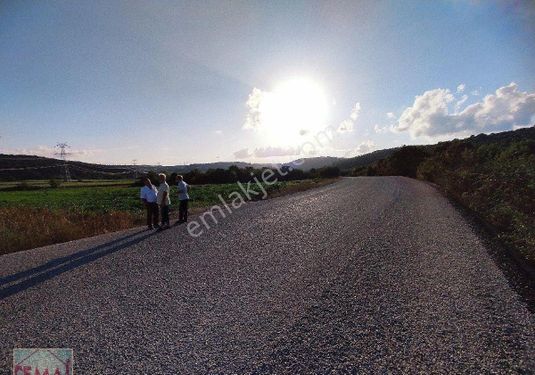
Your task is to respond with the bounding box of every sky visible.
[1,0,534,165]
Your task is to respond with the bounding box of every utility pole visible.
[55,143,72,181]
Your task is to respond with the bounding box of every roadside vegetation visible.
[0,169,338,255]
[352,126,535,267]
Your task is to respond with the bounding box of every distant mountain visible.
[0,148,436,181]
[5,127,530,181]
[0,155,134,181]
[334,148,399,171]
[0,154,344,181]
[142,161,266,173]
[284,156,342,170]
[0,156,271,181]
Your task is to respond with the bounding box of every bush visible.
[49,179,62,188]
[369,126,535,266]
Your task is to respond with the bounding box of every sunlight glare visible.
[259,77,329,143]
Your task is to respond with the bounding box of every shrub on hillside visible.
[367,127,535,266]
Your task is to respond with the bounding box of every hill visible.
[334,148,398,171]
[355,126,535,269]
[0,156,270,181]
[0,155,355,181]
[0,155,134,181]
[284,156,341,170]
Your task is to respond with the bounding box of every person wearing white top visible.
[157,173,171,229]
[140,177,159,230]
[176,175,190,224]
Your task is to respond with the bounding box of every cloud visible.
[252,146,298,158]
[337,102,361,133]
[456,83,466,93]
[354,140,376,155]
[213,130,223,135]
[386,112,395,120]
[350,102,361,120]
[337,119,354,133]
[513,124,532,131]
[455,94,468,112]
[233,146,300,159]
[374,124,389,134]
[243,88,264,130]
[233,148,251,159]
[392,82,535,138]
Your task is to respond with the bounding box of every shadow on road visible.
[0,229,155,299]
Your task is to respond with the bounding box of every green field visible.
[0,178,334,255]
[0,180,294,213]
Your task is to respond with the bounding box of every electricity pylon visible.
[55,143,72,181]
[132,159,138,179]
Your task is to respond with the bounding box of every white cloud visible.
[513,124,533,131]
[350,102,361,121]
[392,82,535,138]
[233,146,300,159]
[455,94,468,112]
[356,140,376,155]
[386,112,395,120]
[374,124,389,134]
[233,148,251,159]
[456,83,466,93]
[213,130,223,135]
[344,140,376,157]
[337,102,361,133]
[253,146,298,158]
[243,88,264,130]
[337,119,354,133]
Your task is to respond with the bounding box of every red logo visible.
[13,349,73,375]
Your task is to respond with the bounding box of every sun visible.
[257,77,329,144]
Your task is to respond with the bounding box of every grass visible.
[0,178,336,255]
[0,208,139,255]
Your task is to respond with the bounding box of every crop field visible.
[0,179,133,190]
[0,179,333,254]
[0,181,300,213]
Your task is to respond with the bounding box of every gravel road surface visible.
[1,177,534,373]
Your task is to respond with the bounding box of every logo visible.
[13,348,73,375]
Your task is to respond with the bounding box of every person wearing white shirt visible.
[157,173,171,229]
[140,177,159,230]
[176,175,190,224]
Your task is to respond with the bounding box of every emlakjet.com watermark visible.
[187,126,336,237]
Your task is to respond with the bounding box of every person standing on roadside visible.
[157,173,171,229]
[140,176,159,230]
[176,175,190,224]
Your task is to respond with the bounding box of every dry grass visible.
[0,207,143,255]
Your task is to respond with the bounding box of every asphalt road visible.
[1,177,534,374]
